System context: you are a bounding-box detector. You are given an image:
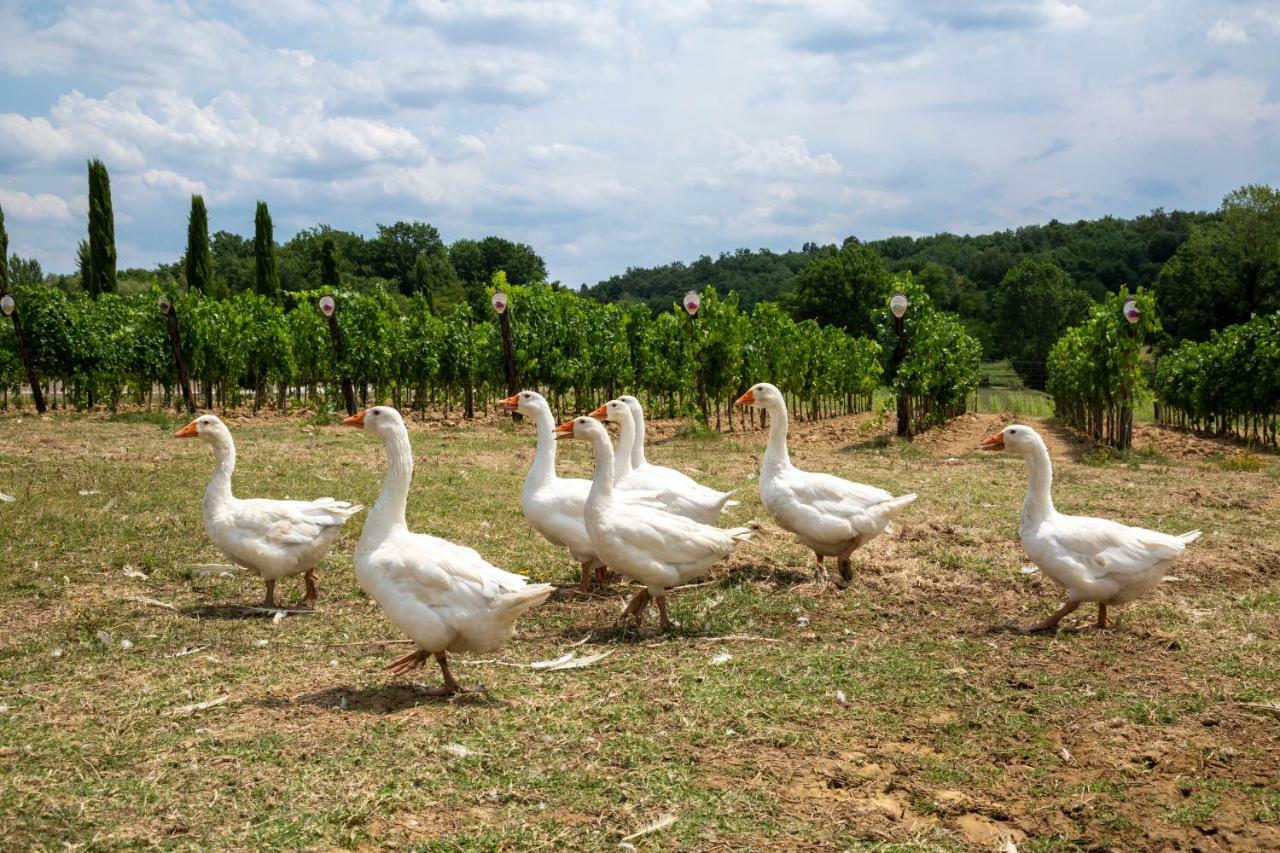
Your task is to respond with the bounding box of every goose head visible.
[501,390,550,418]
[343,405,405,438]
[554,415,609,444]
[980,424,1043,455]
[618,394,643,418]
[589,399,631,424]
[174,413,231,444]
[735,382,783,409]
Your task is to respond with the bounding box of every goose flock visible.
[175,381,1201,695]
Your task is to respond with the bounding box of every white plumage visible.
[609,395,739,524]
[176,414,362,607]
[347,406,552,694]
[502,390,607,590]
[982,424,1201,630]
[735,383,917,583]
[559,415,750,631]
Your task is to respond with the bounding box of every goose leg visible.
[1096,604,1108,629]
[620,588,651,622]
[1023,600,1080,633]
[595,565,609,583]
[656,595,672,632]
[836,535,862,585]
[387,648,429,676]
[578,561,595,592]
[300,569,319,606]
[420,652,482,696]
[814,552,828,582]
[262,579,277,609]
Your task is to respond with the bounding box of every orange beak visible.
[980,431,1005,451]
[499,394,520,411]
[554,419,576,440]
[174,420,199,438]
[735,389,755,406]
[589,404,608,419]
[343,410,367,428]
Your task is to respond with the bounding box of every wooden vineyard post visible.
[1118,298,1141,450]
[683,291,709,424]
[492,290,521,423]
[319,295,356,416]
[157,296,195,413]
[890,291,910,438]
[1,294,46,414]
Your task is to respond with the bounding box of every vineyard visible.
[1155,311,1280,446]
[1046,288,1160,449]
[0,278,982,432]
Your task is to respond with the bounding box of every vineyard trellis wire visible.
[0,279,980,435]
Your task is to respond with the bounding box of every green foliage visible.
[253,201,280,300]
[320,237,340,289]
[873,275,981,432]
[1155,185,1280,342]
[785,240,892,338]
[993,259,1093,381]
[373,221,445,295]
[1155,312,1280,445]
[211,230,254,294]
[413,249,461,314]
[86,159,117,297]
[185,195,215,297]
[1047,287,1160,448]
[2,271,973,431]
[583,246,820,315]
[451,237,548,319]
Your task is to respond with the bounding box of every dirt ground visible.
[0,407,1277,850]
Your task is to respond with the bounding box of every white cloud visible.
[141,170,207,197]
[1207,19,1248,44]
[0,189,74,223]
[730,135,842,177]
[1043,1,1090,32]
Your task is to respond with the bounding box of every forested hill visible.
[579,208,1217,316]
[581,245,825,314]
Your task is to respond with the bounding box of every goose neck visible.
[204,435,235,506]
[586,430,615,507]
[1020,443,1055,523]
[368,426,413,538]
[762,401,791,470]
[629,405,648,469]
[527,405,559,489]
[613,410,636,480]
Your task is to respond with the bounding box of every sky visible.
[1,1,1278,287]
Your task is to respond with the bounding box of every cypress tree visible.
[0,203,8,293]
[253,201,280,300]
[414,253,435,314]
[320,236,340,288]
[185,195,213,295]
[86,159,117,296]
[76,240,91,286]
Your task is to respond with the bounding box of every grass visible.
[0,408,1278,849]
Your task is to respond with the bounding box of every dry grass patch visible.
[0,409,1277,850]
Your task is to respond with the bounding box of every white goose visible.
[981,424,1201,631]
[735,383,917,583]
[500,390,608,591]
[609,394,738,524]
[345,406,552,694]
[556,415,751,631]
[175,414,362,608]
